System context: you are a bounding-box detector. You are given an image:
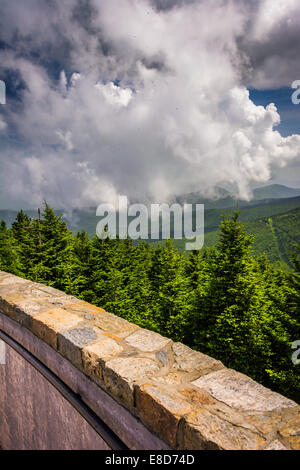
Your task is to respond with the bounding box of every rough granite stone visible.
[94,311,138,338]
[0,284,75,322]
[32,308,82,349]
[172,342,224,375]
[62,301,106,320]
[82,337,124,380]
[265,440,288,450]
[192,369,298,412]
[103,357,160,408]
[126,329,170,352]
[279,413,300,450]
[0,271,11,280]
[181,409,266,450]
[0,284,36,318]
[179,387,215,406]
[0,284,56,304]
[240,413,283,435]
[58,327,99,368]
[152,372,183,385]
[136,384,192,447]
[11,297,77,328]
[0,275,31,286]
[156,349,169,366]
[31,285,69,297]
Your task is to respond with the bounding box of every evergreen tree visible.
[11,210,34,275]
[149,240,192,341]
[0,204,299,401]
[0,220,22,275]
[67,230,93,298]
[193,213,299,400]
[27,203,74,289]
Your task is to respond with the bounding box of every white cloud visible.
[0,0,300,210]
[95,82,133,107]
[0,115,7,131]
[250,0,299,41]
[56,130,74,151]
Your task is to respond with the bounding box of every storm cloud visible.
[0,0,300,209]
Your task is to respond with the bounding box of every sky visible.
[1,0,300,210]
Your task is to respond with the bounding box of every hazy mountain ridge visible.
[1,185,300,268]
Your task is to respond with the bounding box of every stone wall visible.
[0,270,299,450]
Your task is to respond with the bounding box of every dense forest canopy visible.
[0,203,299,402]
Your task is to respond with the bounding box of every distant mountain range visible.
[252,184,300,200]
[173,184,300,208]
[1,184,300,269]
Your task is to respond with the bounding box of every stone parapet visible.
[0,271,299,450]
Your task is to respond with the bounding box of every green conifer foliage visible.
[0,220,22,274]
[0,206,299,401]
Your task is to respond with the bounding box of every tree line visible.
[0,203,299,401]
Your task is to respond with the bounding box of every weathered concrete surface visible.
[0,312,170,450]
[0,343,110,450]
[0,271,299,450]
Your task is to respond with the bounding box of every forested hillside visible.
[203,208,300,269]
[2,190,300,268]
[0,204,299,402]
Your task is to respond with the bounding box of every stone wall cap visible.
[0,271,299,450]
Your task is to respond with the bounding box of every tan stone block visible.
[125,329,171,352]
[58,326,102,368]
[0,275,31,287]
[204,405,284,437]
[0,272,14,283]
[11,299,51,326]
[103,332,122,341]
[152,372,183,385]
[0,283,70,321]
[82,337,124,380]
[242,413,283,435]
[179,387,215,406]
[64,301,106,320]
[94,310,139,337]
[103,357,160,408]
[32,308,82,349]
[279,413,300,450]
[136,384,192,448]
[265,440,288,450]
[7,296,75,328]
[172,343,224,375]
[30,285,67,297]
[0,283,34,299]
[181,409,266,450]
[192,369,298,412]
[0,282,35,318]
[156,349,170,366]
